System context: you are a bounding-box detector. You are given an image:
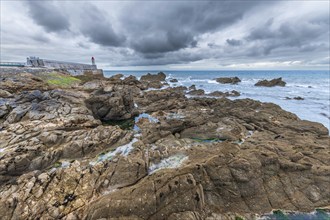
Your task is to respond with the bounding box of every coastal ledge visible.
[0,70,329,220]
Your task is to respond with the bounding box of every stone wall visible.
[27,58,97,70]
[0,67,103,77]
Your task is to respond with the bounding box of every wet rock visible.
[168,86,187,93]
[285,96,304,100]
[207,90,240,97]
[294,96,304,100]
[255,77,286,87]
[169,78,178,83]
[187,89,205,96]
[215,77,241,84]
[189,85,196,90]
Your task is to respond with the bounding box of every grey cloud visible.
[226,39,242,46]
[2,1,329,69]
[78,4,126,47]
[26,1,70,32]
[243,15,330,56]
[77,42,91,49]
[31,34,49,43]
[121,1,262,55]
[116,51,204,67]
[131,30,195,54]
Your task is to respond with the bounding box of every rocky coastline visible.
[0,69,329,219]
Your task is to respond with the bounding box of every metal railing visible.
[0,62,26,67]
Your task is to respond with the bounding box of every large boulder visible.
[255,77,286,87]
[215,77,241,84]
[140,72,168,89]
[85,88,137,121]
[140,72,166,82]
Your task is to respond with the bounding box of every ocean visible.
[104,70,330,131]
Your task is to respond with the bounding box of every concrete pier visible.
[0,57,103,77]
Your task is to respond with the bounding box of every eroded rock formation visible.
[0,70,329,220]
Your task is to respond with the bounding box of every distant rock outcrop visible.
[215,77,241,84]
[255,77,286,87]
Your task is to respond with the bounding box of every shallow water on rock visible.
[258,209,330,220]
[148,154,188,174]
[89,138,138,165]
[134,113,159,131]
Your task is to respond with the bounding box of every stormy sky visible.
[0,1,329,70]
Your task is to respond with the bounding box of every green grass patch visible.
[46,73,81,87]
[53,161,62,168]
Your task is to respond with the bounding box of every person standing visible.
[91,57,95,65]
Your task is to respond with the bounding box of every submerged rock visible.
[285,96,305,100]
[255,77,286,87]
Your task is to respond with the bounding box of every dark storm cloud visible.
[78,4,126,47]
[26,1,70,32]
[122,1,262,55]
[131,30,196,54]
[119,51,204,66]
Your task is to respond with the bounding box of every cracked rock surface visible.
[0,71,329,220]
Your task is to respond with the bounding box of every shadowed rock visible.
[215,77,241,84]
